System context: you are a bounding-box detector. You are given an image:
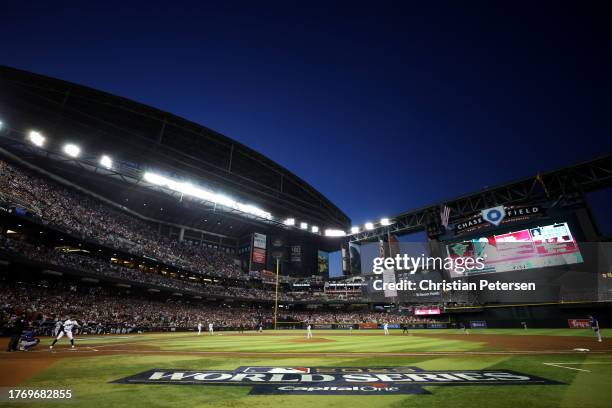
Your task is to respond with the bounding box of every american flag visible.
[378,238,386,258]
[440,205,451,229]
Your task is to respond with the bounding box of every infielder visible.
[306,323,313,339]
[197,322,202,335]
[208,322,214,335]
[589,315,603,342]
[50,317,80,349]
[383,322,389,336]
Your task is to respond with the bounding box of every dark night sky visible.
[2,1,611,232]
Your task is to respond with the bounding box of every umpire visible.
[6,314,26,352]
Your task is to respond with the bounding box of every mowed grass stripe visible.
[150,334,487,353]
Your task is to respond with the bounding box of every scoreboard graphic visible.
[446,222,583,276]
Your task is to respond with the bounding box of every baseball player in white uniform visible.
[208,322,214,335]
[306,323,313,339]
[197,322,202,335]
[383,322,389,336]
[50,317,80,349]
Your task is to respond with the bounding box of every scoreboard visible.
[446,222,583,276]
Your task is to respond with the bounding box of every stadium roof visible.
[0,66,351,240]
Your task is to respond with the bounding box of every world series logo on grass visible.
[113,366,561,395]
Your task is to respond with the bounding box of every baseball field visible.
[1,328,611,407]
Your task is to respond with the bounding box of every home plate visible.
[573,348,590,352]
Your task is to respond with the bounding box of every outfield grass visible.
[1,329,610,408]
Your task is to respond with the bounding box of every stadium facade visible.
[0,66,349,279]
[1,66,612,330]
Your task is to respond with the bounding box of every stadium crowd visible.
[0,160,241,279]
[279,310,439,325]
[0,280,270,335]
[0,235,294,301]
[1,279,440,335]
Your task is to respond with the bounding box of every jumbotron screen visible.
[446,222,584,276]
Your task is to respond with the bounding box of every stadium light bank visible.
[143,172,273,220]
[353,218,393,235]
[28,130,46,147]
[99,155,113,169]
[2,119,340,236]
[63,143,81,158]
[324,229,346,237]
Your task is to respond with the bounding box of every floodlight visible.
[100,155,113,169]
[143,172,168,186]
[28,130,45,147]
[350,226,359,234]
[324,229,345,237]
[311,226,319,233]
[284,218,295,226]
[300,222,308,230]
[63,144,80,157]
[381,218,391,226]
[365,222,374,230]
[142,171,272,220]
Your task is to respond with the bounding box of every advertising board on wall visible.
[568,319,591,329]
[291,245,302,263]
[251,233,267,268]
[318,250,329,276]
[414,307,441,316]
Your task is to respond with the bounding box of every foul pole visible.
[274,256,280,330]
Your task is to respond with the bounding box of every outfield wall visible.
[448,303,612,328]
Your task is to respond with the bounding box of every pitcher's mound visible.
[288,337,335,344]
